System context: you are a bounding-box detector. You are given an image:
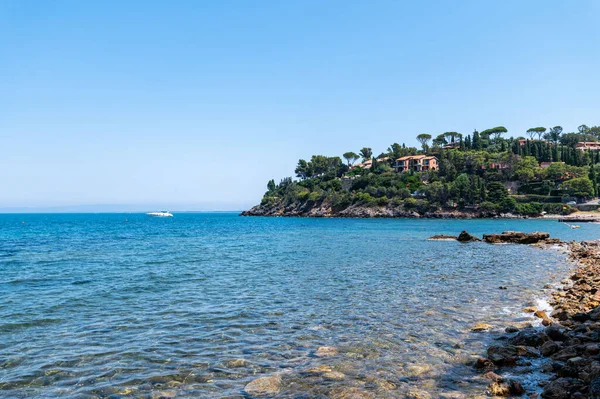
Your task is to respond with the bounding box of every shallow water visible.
[1,214,598,398]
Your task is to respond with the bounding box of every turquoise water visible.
[1,214,598,398]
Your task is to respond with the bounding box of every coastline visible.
[473,239,600,398]
[240,204,600,221]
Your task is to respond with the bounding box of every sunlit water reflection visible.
[1,214,598,398]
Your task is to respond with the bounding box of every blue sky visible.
[1,1,599,211]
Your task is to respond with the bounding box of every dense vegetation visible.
[259,125,600,216]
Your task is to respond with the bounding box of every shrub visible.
[513,195,563,203]
[499,196,517,213]
[297,190,310,201]
[403,197,417,208]
[515,202,544,216]
[308,191,321,202]
[416,200,431,213]
[391,197,405,207]
[479,201,498,214]
[376,196,389,206]
[542,203,577,215]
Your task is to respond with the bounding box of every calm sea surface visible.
[1,213,599,399]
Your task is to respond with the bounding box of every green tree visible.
[526,127,546,140]
[359,147,373,161]
[444,132,461,144]
[472,130,481,150]
[545,162,567,180]
[561,177,594,198]
[499,196,517,213]
[424,181,449,205]
[387,143,403,159]
[515,156,540,183]
[295,159,310,180]
[267,179,276,192]
[432,134,447,147]
[416,134,432,151]
[545,126,563,143]
[589,166,598,197]
[486,181,508,203]
[451,173,471,205]
[343,151,359,166]
[481,126,508,140]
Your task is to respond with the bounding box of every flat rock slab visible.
[483,231,550,244]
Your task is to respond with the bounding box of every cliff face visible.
[240,200,502,219]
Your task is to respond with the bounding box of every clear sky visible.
[1,1,599,211]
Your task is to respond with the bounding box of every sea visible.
[1,213,598,399]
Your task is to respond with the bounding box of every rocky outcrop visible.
[429,230,559,245]
[483,231,552,244]
[428,234,458,240]
[457,230,480,242]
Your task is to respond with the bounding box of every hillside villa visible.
[393,155,439,173]
[576,142,600,151]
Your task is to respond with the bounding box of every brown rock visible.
[244,375,282,398]
[535,310,549,319]
[474,357,494,370]
[483,371,503,381]
[487,345,519,366]
[488,379,525,396]
[483,231,550,244]
[457,230,480,242]
[471,323,493,332]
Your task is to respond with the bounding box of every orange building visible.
[394,155,438,173]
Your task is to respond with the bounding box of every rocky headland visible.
[242,203,527,219]
[240,203,590,220]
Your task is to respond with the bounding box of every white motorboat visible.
[146,211,173,217]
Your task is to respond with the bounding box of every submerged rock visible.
[224,358,249,368]
[329,387,374,399]
[316,346,338,357]
[471,323,493,332]
[322,371,345,380]
[244,375,282,398]
[407,389,432,399]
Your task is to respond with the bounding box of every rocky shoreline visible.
[471,239,600,398]
[240,204,584,220]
